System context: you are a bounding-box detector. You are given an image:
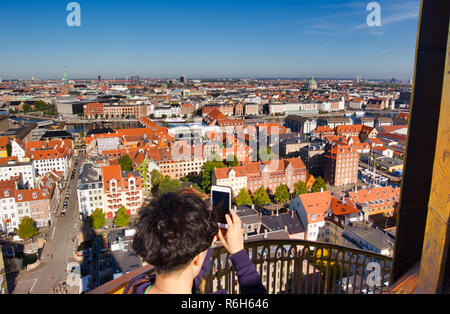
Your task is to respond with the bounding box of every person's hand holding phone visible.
[217,208,244,255]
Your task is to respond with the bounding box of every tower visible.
[63,68,70,94]
[64,68,68,85]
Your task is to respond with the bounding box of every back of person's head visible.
[133,191,218,274]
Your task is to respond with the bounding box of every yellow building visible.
[0,137,9,158]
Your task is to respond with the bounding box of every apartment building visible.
[11,138,27,162]
[347,186,400,218]
[27,139,73,179]
[285,116,317,135]
[213,158,307,195]
[335,125,378,139]
[289,191,331,241]
[0,157,35,188]
[323,143,359,187]
[244,103,259,116]
[202,104,234,117]
[84,102,104,118]
[0,180,18,233]
[212,166,248,196]
[289,191,362,242]
[102,165,143,219]
[77,163,104,217]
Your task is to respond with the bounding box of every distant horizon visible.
[0,75,412,82]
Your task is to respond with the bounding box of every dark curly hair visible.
[133,192,218,274]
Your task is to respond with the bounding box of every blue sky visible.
[0,0,421,80]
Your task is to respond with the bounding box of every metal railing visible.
[89,239,392,294]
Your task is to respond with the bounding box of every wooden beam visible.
[391,0,450,283]
[416,24,450,293]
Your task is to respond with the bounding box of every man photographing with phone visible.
[127,191,267,295]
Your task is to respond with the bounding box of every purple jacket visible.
[195,248,267,294]
[128,249,266,294]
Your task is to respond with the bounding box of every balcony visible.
[89,239,392,294]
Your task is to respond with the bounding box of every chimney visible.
[284,225,288,233]
[264,229,268,239]
[244,233,248,240]
[291,210,294,219]
[320,188,324,193]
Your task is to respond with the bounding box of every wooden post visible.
[416,24,450,293]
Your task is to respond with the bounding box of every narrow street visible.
[13,154,85,294]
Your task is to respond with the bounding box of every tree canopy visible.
[252,186,271,206]
[274,184,290,204]
[257,146,277,162]
[150,169,163,190]
[90,208,106,229]
[158,176,182,196]
[311,176,327,193]
[119,154,133,172]
[17,216,38,240]
[236,188,252,207]
[225,155,239,167]
[294,181,308,196]
[200,160,226,193]
[114,206,130,228]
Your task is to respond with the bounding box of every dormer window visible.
[32,192,37,199]
[18,194,23,201]
[4,190,9,197]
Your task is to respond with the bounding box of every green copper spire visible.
[64,68,68,85]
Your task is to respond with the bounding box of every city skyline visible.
[0,0,420,80]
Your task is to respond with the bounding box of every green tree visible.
[158,176,182,196]
[22,104,32,113]
[257,146,277,162]
[274,184,290,204]
[90,208,106,229]
[79,130,85,138]
[225,155,239,167]
[253,186,271,206]
[6,143,12,157]
[294,181,308,196]
[311,176,327,193]
[200,161,226,193]
[114,206,130,227]
[150,169,163,190]
[119,154,133,172]
[17,216,38,240]
[236,188,252,206]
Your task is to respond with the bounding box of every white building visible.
[0,181,18,233]
[28,140,73,179]
[11,139,27,162]
[77,163,104,217]
[97,137,120,155]
[153,106,172,118]
[212,167,248,197]
[0,160,35,188]
[289,191,332,242]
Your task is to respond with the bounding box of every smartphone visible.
[211,185,232,229]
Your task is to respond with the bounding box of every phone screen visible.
[212,190,230,225]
